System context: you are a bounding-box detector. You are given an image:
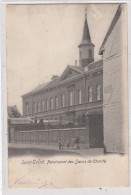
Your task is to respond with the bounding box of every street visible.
[8,147,81,158]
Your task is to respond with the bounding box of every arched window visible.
[89,49,92,58]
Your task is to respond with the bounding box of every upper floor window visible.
[96,85,101,100]
[33,102,37,113]
[69,90,74,106]
[42,100,44,111]
[46,99,49,111]
[78,89,82,104]
[55,96,58,109]
[88,87,92,102]
[25,103,29,115]
[50,97,54,110]
[37,101,41,112]
[89,49,92,58]
[61,94,65,107]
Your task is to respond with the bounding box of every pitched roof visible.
[69,65,84,73]
[99,4,122,55]
[31,82,50,93]
[22,77,60,97]
[87,59,103,71]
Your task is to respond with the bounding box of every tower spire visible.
[85,8,87,18]
[82,8,91,42]
[78,8,95,68]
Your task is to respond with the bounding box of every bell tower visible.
[78,8,95,68]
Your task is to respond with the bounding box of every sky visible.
[6,4,119,113]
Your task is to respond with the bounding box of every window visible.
[78,89,82,104]
[42,100,44,111]
[25,103,29,115]
[89,49,92,58]
[96,85,101,100]
[88,87,92,102]
[37,101,41,112]
[61,94,65,107]
[33,102,37,113]
[69,90,74,106]
[46,99,49,111]
[50,97,54,110]
[55,96,58,109]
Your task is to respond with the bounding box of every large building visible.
[22,11,103,124]
[16,5,128,153]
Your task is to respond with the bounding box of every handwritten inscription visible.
[15,159,106,187]
[14,175,51,188]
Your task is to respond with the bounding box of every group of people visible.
[58,137,80,150]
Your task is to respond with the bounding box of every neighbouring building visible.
[99,4,128,153]
[8,105,21,118]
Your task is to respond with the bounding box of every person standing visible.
[58,139,62,150]
[75,137,80,150]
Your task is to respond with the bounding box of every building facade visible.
[22,12,103,125]
[99,4,128,153]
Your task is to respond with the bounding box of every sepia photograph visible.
[6,3,129,189]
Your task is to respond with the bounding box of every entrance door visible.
[89,114,103,148]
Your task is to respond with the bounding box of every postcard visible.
[6,3,129,189]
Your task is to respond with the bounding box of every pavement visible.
[8,143,104,156]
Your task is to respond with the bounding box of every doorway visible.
[89,114,103,148]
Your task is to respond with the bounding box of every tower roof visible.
[78,9,95,47]
[82,15,91,42]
